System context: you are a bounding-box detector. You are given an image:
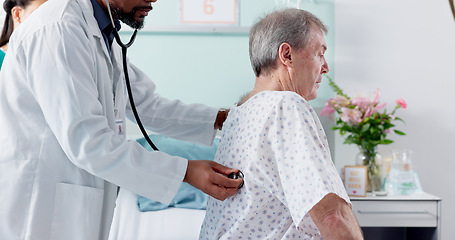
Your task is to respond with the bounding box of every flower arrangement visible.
[320,76,407,191]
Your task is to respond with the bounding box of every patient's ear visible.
[278,42,293,68]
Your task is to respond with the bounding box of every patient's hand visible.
[184,160,241,201]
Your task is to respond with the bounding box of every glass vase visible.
[356,146,382,193]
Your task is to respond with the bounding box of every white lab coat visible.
[0,0,218,239]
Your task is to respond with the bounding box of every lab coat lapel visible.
[76,0,116,102]
[76,0,112,64]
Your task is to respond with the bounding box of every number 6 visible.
[204,0,214,15]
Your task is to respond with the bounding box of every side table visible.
[350,192,441,240]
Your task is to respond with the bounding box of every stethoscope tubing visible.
[115,30,159,151]
[105,0,159,151]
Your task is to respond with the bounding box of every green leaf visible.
[394,130,406,135]
[325,75,350,99]
[395,117,405,123]
[379,139,394,145]
[360,123,370,133]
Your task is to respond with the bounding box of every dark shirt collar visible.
[90,0,121,52]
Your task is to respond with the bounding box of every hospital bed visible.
[108,135,215,240]
[109,188,206,240]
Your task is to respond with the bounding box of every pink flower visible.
[373,88,381,105]
[375,102,386,110]
[351,97,369,111]
[364,106,373,119]
[333,95,350,108]
[370,102,386,117]
[371,89,386,111]
[320,101,335,118]
[396,98,407,109]
[321,78,406,147]
[351,91,386,120]
[340,107,362,125]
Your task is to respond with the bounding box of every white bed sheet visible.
[109,188,206,240]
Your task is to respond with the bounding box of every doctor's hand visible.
[184,160,242,201]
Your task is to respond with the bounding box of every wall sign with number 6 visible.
[181,0,239,25]
[203,0,214,15]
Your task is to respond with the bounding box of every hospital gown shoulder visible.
[262,91,313,108]
[264,91,317,119]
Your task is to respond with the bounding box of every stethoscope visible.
[104,0,244,188]
[105,0,159,151]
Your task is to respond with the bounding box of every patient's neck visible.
[237,74,281,106]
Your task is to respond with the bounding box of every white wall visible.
[334,0,455,239]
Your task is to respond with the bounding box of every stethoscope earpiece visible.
[228,170,244,189]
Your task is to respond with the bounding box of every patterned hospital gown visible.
[200,91,350,240]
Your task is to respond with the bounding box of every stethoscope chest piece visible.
[228,170,244,189]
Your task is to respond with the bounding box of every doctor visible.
[0,0,242,239]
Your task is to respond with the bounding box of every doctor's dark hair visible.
[0,0,31,47]
[249,8,328,77]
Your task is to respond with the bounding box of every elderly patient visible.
[200,8,363,240]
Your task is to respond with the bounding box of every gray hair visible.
[249,8,328,77]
